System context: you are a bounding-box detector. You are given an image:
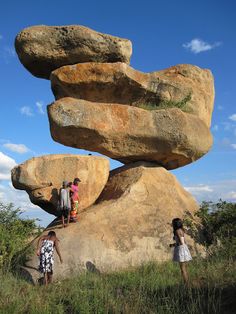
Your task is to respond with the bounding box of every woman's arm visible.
[54,239,63,263]
[176,229,185,245]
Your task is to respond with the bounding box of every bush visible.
[184,200,236,260]
[0,202,40,272]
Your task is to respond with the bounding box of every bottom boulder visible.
[23,162,204,283]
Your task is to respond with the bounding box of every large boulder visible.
[48,98,213,169]
[11,154,109,215]
[15,25,132,79]
[51,62,214,127]
[22,162,204,283]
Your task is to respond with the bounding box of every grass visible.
[0,257,235,314]
[136,93,192,112]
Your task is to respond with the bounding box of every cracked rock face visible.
[51,62,214,127]
[48,98,213,169]
[23,162,205,282]
[15,25,132,79]
[11,154,109,215]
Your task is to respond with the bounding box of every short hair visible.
[73,177,81,184]
[48,230,56,237]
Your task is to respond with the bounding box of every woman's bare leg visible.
[62,215,65,227]
[44,272,48,285]
[48,272,53,284]
[67,212,70,225]
[179,262,189,284]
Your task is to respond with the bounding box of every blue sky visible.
[0,0,235,226]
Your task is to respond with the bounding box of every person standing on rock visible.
[70,177,81,222]
[59,180,71,227]
[37,230,63,285]
[170,218,192,284]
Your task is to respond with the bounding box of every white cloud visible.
[0,152,17,180]
[225,191,236,200]
[183,38,221,54]
[184,184,214,194]
[20,106,34,116]
[229,114,236,121]
[231,144,236,149]
[3,143,30,154]
[217,105,223,110]
[36,101,45,114]
[0,34,3,40]
[184,180,236,204]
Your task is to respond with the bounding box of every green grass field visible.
[0,257,235,314]
[1,201,235,313]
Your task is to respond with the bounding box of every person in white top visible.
[170,218,192,284]
[59,181,71,227]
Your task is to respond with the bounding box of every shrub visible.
[0,202,40,272]
[184,200,236,260]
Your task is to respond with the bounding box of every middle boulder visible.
[48,98,213,170]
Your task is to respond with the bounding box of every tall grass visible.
[0,258,235,314]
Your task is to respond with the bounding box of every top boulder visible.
[15,25,132,79]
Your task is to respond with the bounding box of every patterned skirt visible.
[173,244,192,262]
[38,240,54,273]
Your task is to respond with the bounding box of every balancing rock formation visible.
[13,24,214,281]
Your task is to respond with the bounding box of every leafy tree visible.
[0,202,40,272]
[185,200,236,260]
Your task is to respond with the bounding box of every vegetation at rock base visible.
[136,93,192,112]
[184,200,236,261]
[0,202,40,272]
[0,201,235,314]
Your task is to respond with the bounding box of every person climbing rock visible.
[70,177,81,222]
[36,231,63,285]
[59,180,71,227]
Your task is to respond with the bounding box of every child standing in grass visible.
[171,218,192,284]
[37,231,63,285]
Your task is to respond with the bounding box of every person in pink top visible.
[70,177,81,222]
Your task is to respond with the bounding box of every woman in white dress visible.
[171,218,192,284]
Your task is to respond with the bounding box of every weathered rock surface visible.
[51,62,214,127]
[11,154,109,215]
[22,162,204,283]
[15,25,132,79]
[48,98,213,169]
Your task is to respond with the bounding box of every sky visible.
[0,0,236,226]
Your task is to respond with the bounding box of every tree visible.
[0,202,40,272]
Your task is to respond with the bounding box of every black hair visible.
[48,231,56,237]
[73,177,80,184]
[172,218,183,235]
